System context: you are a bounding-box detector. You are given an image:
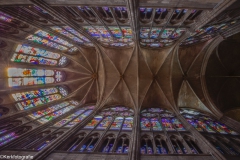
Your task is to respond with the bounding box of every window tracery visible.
[28,100,78,123]
[8,68,65,87]
[12,44,69,66]
[54,105,95,127]
[26,30,77,52]
[11,86,68,110]
[0,126,32,146]
[180,108,238,135]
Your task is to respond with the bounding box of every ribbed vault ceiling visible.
[0,0,240,122]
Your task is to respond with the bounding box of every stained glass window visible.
[161,28,175,39]
[84,116,103,129]
[35,30,73,47]
[0,132,18,146]
[122,117,133,130]
[0,11,12,22]
[15,44,61,59]
[54,109,85,127]
[170,29,185,39]
[181,108,238,135]
[12,87,68,110]
[37,104,75,124]
[186,119,203,131]
[181,21,236,46]
[11,44,68,66]
[29,101,70,120]
[63,26,90,42]
[171,118,185,131]
[97,117,112,129]
[65,109,93,127]
[141,108,178,131]
[161,118,175,131]
[214,122,238,135]
[83,26,101,38]
[26,35,68,51]
[50,26,83,43]
[84,106,133,130]
[110,117,124,130]
[8,68,64,87]
[196,119,215,133]
[141,118,151,131]
[151,118,162,131]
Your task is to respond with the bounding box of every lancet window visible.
[11,44,68,66]
[28,100,78,124]
[11,86,68,110]
[180,108,238,135]
[57,106,133,153]
[8,68,65,87]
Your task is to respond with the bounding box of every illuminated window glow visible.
[8,68,64,87]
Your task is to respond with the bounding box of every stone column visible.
[128,111,140,160]
[176,113,227,160]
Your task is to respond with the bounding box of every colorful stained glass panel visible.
[51,26,83,43]
[161,118,175,131]
[171,118,185,131]
[26,35,68,51]
[151,118,162,131]
[15,45,60,59]
[54,109,85,127]
[110,117,123,130]
[84,116,103,129]
[122,117,133,130]
[96,116,112,129]
[66,110,93,127]
[38,105,75,124]
[141,118,151,130]
[35,30,73,47]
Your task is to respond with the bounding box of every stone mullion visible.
[190,0,236,31]
[157,10,175,40]
[216,140,235,155]
[45,109,95,146]
[126,0,139,41]
[0,104,81,150]
[176,113,227,160]
[30,0,98,46]
[158,116,175,154]
[149,118,157,154]
[22,137,42,149]
[0,99,65,124]
[90,7,114,39]
[92,116,116,152]
[110,117,125,153]
[221,23,240,38]
[19,7,84,46]
[188,139,199,154]
[0,32,69,56]
[0,102,71,138]
[219,116,240,135]
[168,9,193,39]
[32,109,100,160]
[73,119,104,151]
[109,7,124,38]
[1,7,79,48]
[28,135,51,150]
[147,10,156,39]
[0,101,74,139]
[0,76,91,123]
[170,120,192,154]
[128,111,140,160]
